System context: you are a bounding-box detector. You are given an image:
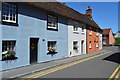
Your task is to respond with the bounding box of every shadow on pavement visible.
[103,52,120,64]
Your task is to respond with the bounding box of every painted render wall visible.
[87,27,100,53]
[109,29,115,45]
[1,3,68,70]
[68,20,86,57]
[0,25,2,71]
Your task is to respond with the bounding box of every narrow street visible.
[20,47,120,79]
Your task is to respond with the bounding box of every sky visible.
[57,1,118,33]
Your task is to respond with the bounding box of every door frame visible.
[30,37,39,64]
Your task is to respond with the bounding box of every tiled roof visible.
[102,28,111,35]
[26,2,102,31]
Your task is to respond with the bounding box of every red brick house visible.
[86,6,103,53]
[102,28,115,46]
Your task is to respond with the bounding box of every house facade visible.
[68,20,86,57]
[114,31,120,38]
[102,28,115,46]
[1,2,69,70]
[0,2,102,71]
[86,6,102,53]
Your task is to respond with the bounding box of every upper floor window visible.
[103,35,107,39]
[89,27,92,35]
[47,15,58,30]
[81,24,85,32]
[73,22,79,32]
[96,29,99,36]
[2,3,17,23]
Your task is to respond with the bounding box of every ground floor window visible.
[89,41,92,49]
[96,41,99,48]
[2,41,17,61]
[73,41,78,51]
[2,41,16,52]
[48,41,57,53]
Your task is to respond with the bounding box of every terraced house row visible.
[0,2,103,71]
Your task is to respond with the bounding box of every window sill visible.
[89,34,92,36]
[47,28,58,31]
[1,21,19,27]
[73,31,79,34]
[81,32,85,34]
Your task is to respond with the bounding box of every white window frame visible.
[89,41,92,49]
[47,15,57,30]
[48,41,57,50]
[73,41,78,51]
[96,41,99,48]
[2,41,16,54]
[89,27,92,35]
[2,3,17,23]
[96,29,99,36]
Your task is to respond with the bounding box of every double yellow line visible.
[23,51,112,79]
[108,65,120,80]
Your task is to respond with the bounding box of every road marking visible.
[23,51,112,79]
[114,70,120,80]
[108,65,120,80]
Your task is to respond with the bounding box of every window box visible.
[47,51,58,55]
[1,50,18,61]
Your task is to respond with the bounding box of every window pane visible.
[47,15,57,29]
[2,41,16,52]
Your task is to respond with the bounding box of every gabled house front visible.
[114,31,120,38]
[102,28,115,46]
[85,6,103,53]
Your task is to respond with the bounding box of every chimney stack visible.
[86,6,93,20]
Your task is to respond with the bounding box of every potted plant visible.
[2,50,18,61]
[47,47,57,55]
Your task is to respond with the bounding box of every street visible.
[19,46,120,79]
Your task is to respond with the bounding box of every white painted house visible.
[114,31,120,38]
[68,20,86,57]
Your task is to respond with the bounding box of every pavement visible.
[1,47,111,79]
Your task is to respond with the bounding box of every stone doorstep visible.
[2,50,108,78]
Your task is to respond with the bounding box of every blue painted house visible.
[0,2,69,70]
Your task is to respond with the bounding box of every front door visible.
[30,38,39,64]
